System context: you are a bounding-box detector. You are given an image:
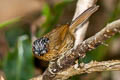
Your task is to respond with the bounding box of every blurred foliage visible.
[37,0,73,36]
[0,17,20,29]
[83,37,114,63]
[2,35,34,80]
[0,0,73,80]
[70,75,80,80]
[5,27,24,47]
[108,1,120,22]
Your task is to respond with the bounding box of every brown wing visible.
[45,25,69,50]
[69,5,99,34]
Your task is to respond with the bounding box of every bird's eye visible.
[32,37,49,56]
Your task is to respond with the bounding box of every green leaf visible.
[82,45,108,63]
[42,4,51,18]
[0,17,20,29]
[70,75,80,80]
[5,27,25,47]
[3,35,34,80]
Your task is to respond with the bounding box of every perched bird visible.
[32,5,99,62]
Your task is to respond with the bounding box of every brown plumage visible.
[32,5,99,62]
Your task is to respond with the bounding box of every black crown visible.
[32,37,49,56]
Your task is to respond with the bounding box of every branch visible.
[31,0,98,79]
[55,60,120,80]
[72,0,97,48]
[31,0,120,80]
[41,19,120,80]
[31,60,120,80]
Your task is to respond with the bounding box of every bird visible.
[32,5,99,62]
